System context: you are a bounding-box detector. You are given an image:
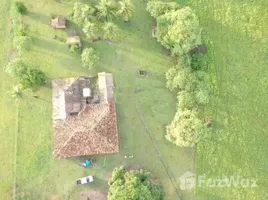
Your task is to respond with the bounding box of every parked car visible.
[76,175,94,185]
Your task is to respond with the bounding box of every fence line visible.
[133,102,181,200]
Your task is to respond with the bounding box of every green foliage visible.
[102,22,119,40]
[69,44,81,54]
[5,59,26,77]
[14,1,28,15]
[147,1,201,55]
[81,48,99,69]
[117,0,135,22]
[73,2,96,25]
[96,0,117,21]
[191,53,207,70]
[177,91,196,111]
[146,1,180,18]
[108,167,165,200]
[19,68,46,89]
[166,110,203,147]
[82,20,98,41]
[13,36,32,54]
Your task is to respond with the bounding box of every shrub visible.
[13,36,32,53]
[14,2,28,15]
[69,44,81,54]
[81,48,99,69]
[147,1,180,18]
[166,110,203,147]
[5,59,27,77]
[191,53,207,70]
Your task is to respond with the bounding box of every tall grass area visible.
[0,0,196,199]
[186,0,268,199]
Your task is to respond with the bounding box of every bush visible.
[166,110,203,147]
[69,44,81,54]
[147,1,180,18]
[191,53,207,70]
[5,59,27,77]
[13,36,32,53]
[14,2,28,15]
[81,48,99,69]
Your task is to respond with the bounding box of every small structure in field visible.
[67,35,81,47]
[52,73,119,158]
[51,16,66,29]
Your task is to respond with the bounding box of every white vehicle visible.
[76,175,94,185]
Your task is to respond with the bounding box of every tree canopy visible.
[102,22,119,40]
[117,0,135,22]
[18,68,46,89]
[108,167,165,200]
[147,2,201,55]
[96,0,117,21]
[166,110,203,147]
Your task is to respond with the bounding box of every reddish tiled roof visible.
[53,103,119,158]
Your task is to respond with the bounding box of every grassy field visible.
[185,0,268,199]
[0,0,196,200]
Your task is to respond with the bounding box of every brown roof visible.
[53,103,119,158]
[51,16,66,29]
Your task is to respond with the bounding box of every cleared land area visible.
[0,0,195,199]
[186,0,268,199]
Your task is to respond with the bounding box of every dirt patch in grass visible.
[80,191,107,200]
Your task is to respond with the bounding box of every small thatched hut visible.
[51,16,66,29]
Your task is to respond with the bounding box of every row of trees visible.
[147,1,210,147]
[73,0,134,41]
[108,167,164,200]
[5,4,46,100]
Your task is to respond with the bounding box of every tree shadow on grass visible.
[28,11,51,25]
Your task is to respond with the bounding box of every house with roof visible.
[52,72,119,158]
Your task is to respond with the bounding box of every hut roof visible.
[51,16,66,29]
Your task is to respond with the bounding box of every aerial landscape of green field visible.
[0,0,267,200]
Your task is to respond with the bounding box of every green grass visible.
[0,0,196,200]
[185,0,268,199]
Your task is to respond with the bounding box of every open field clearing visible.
[186,0,268,199]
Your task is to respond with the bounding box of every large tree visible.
[19,68,46,89]
[96,0,117,21]
[147,2,201,55]
[108,167,164,200]
[166,109,203,147]
[117,0,135,22]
